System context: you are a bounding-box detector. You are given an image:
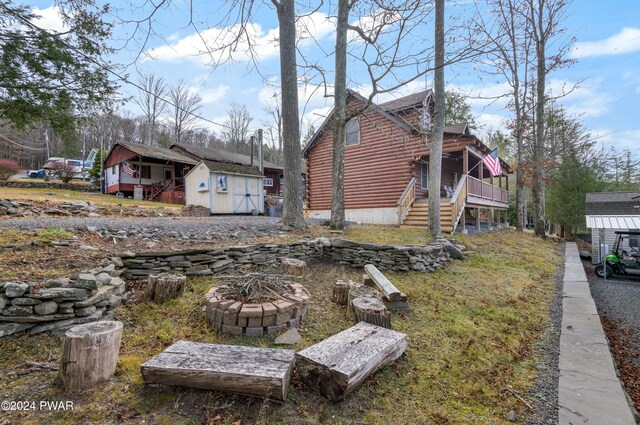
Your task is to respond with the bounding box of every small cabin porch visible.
[398,148,510,233]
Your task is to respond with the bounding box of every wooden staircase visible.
[401,200,456,233]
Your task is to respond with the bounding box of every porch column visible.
[476,208,481,231]
[503,210,508,227]
[463,148,469,174]
[489,209,494,230]
[461,208,466,234]
[479,160,484,198]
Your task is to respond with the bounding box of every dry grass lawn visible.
[0,230,561,425]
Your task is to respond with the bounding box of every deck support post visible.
[489,209,494,230]
[461,208,466,234]
[476,208,481,231]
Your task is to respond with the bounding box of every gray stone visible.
[3,305,33,316]
[212,259,234,270]
[274,327,301,345]
[245,327,264,337]
[75,305,97,317]
[505,410,516,422]
[29,319,77,335]
[76,273,99,290]
[119,251,136,258]
[108,295,122,309]
[95,272,112,286]
[0,295,7,310]
[44,277,72,288]
[94,300,109,307]
[111,257,124,267]
[39,288,89,300]
[266,323,288,335]
[11,297,41,306]
[73,286,113,308]
[4,282,29,298]
[58,306,74,314]
[0,322,34,338]
[102,263,115,273]
[0,313,75,323]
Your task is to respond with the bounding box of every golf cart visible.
[595,231,640,278]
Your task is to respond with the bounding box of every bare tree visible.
[428,0,445,236]
[263,94,283,163]
[222,103,253,154]
[168,81,203,146]
[133,72,167,145]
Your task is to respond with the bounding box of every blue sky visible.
[29,0,640,151]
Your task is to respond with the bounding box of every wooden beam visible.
[364,265,407,302]
[296,322,407,402]
[463,148,468,175]
[141,341,295,401]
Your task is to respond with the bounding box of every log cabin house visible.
[303,89,511,233]
[104,142,197,204]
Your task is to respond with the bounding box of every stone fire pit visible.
[203,275,309,337]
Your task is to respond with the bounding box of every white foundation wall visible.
[307,207,398,225]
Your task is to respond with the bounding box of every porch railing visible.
[449,175,467,233]
[467,176,508,204]
[397,177,416,225]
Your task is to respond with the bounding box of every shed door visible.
[233,176,261,213]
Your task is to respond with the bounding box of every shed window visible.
[216,175,228,191]
[345,118,360,146]
[421,162,429,189]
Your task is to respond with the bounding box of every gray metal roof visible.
[201,160,263,177]
[585,191,640,215]
[171,143,282,170]
[118,141,197,164]
[586,215,640,229]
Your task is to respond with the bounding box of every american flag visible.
[122,160,136,176]
[482,148,502,177]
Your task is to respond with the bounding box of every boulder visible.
[4,282,29,298]
[34,301,59,316]
[95,272,112,286]
[45,277,72,288]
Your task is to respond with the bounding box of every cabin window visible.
[217,175,228,191]
[111,166,116,175]
[421,162,429,189]
[264,178,274,187]
[134,165,151,179]
[345,118,360,146]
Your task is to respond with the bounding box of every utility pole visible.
[82,128,86,182]
[249,135,255,167]
[257,129,264,173]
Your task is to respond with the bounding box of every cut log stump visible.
[146,273,186,303]
[280,258,307,276]
[296,322,407,402]
[332,279,358,305]
[141,340,295,401]
[351,297,392,329]
[347,285,380,316]
[60,321,123,390]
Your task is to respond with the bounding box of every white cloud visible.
[547,78,613,118]
[146,12,335,66]
[32,6,67,33]
[571,27,640,59]
[198,85,230,104]
[590,128,640,151]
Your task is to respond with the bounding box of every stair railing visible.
[397,177,416,225]
[449,174,467,233]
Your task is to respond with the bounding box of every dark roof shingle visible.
[585,191,640,215]
[118,141,197,164]
[172,143,282,170]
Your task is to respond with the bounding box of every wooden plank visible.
[364,264,407,302]
[296,322,407,401]
[141,341,295,401]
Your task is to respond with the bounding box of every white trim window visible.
[345,118,360,146]
[421,162,429,189]
[216,175,228,191]
[264,178,274,187]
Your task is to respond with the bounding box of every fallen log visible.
[141,340,295,401]
[296,322,407,402]
[60,321,123,390]
[364,264,406,302]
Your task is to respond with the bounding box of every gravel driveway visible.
[584,259,640,413]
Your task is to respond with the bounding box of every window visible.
[111,166,116,175]
[421,162,429,189]
[264,178,274,187]
[134,165,151,179]
[216,175,228,191]
[345,118,360,146]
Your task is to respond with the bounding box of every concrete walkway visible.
[559,243,636,424]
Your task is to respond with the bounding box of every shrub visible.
[0,159,20,181]
[49,162,76,183]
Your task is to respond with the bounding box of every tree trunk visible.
[351,297,392,329]
[428,0,445,236]
[276,0,306,230]
[329,0,350,230]
[60,321,123,390]
[332,279,352,305]
[532,0,547,238]
[146,274,186,303]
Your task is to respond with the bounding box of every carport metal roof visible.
[586,215,640,229]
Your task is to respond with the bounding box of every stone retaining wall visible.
[0,180,99,192]
[204,283,309,337]
[0,259,125,339]
[117,238,452,280]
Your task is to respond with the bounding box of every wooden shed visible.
[185,160,265,214]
